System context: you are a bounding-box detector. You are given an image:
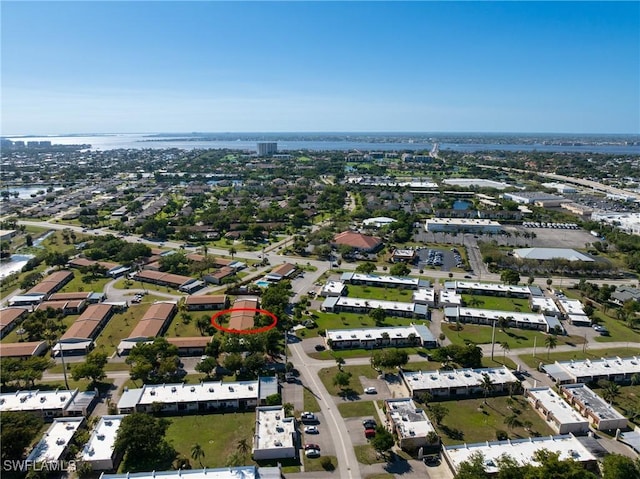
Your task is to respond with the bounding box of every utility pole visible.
[59,345,70,390]
[533,336,537,357]
[490,319,496,360]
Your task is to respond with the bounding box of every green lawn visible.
[59,275,110,294]
[517,347,640,369]
[164,311,210,338]
[303,387,321,413]
[113,277,187,295]
[345,284,416,302]
[461,295,532,313]
[443,322,585,350]
[308,346,424,361]
[93,307,145,356]
[165,413,256,468]
[591,384,640,427]
[427,395,555,445]
[302,310,425,338]
[318,365,378,396]
[337,401,377,418]
[303,455,337,472]
[354,444,385,465]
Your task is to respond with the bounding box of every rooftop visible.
[562,384,627,422]
[527,387,588,427]
[81,415,124,463]
[513,248,594,262]
[100,466,282,479]
[0,389,77,412]
[27,417,84,463]
[385,398,435,438]
[544,356,640,382]
[253,406,296,452]
[402,366,517,392]
[326,324,435,343]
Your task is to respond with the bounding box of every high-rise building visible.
[257,142,277,156]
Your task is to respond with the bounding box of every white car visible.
[304,426,319,434]
[305,449,320,458]
[364,387,377,394]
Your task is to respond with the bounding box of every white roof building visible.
[401,366,518,398]
[100,466,282,479]
[326,324,437,350]
[340,272,429,289]
[442,178,512,190]
[443,434,597,475]
[439,290,462,307]
[117,377,277,414]
[363,216,397,228]
[385,398,436,449]
[81,415,125,470]
[592,212,640,235]
[0,389,77,417]
[526,387,590,435]
[447,280,532,298]
[446,306,552,332]
[27,417,84,464]
[513,248,594,262]
[413,288,436,307]
[252,406,297,460]
[561,384,628,431]
[531,297,561,317]
[321,296,428,318]
[543,356,640,385]
[320,281,346,297]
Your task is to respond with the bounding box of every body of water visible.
[6,134,640,155]
[0,186,64,199]
[0,254,34,280]
[453,200,472,210]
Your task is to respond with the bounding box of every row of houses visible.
[53,303,116,356]
[325,324,437,350]
[543,356,640,385]
[443,306,563,334]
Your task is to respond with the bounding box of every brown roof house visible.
[332,231,383,253]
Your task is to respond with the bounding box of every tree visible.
[480,373,495,404]
[371,348,409,372]
[426,431,440,445]
[504,414,519,431]
[191,443,205,468]
[389,262,411,276]
[602,453,640,479]
[601,381,620,405]
[196,316,211,336]
[283,402,294,417]
[195,357,218,378]
[237,438,250,458]
[1,412,44,462]
[265,393,282,406]
[498,316,509,332]
[454,451,488,479]
[126,338,181,384]
[429,403,449,425]
[500,341,510,361]
[114,413,175,472]
[370,426,395,459]
[71,351,108,384]
[500,269,520,285]
[356,262,376,274]
[333,370,352,393]
[335,356,345,370]
[369,307,386,326]
[544,334,558,359]
[228,246,237,259]
[546,278,553,288]
[223,352,243,375]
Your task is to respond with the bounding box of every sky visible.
[1,1,639,135]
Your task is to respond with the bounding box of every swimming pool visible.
[255,280,270,287]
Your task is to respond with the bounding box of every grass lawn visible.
[303,387,321,413]
[443,323,585,350]
[36,378,114,393]
[303,310,425,338]
[165,413,256,468]
[303,455,337,472]
[93,307,147,356]
[113,278,187,296]
[48,361,130,373]
[461,295,532,313]
[426,395,555,445]
[354,444,385,465]
[318,365,378,396]
[59,275,110,294]
[164,311,209,338]
[363,474,394,479]
[337,401,377,418]
[308,346,424,361]
[517,347,640,369]
[345,284,415,302]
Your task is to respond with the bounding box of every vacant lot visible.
[426,395,555,445]
[345,284,416,302]
[461,294,532,313]
[303,311,417,338]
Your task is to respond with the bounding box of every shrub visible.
[496,430,508,441]
[320,457,335,471]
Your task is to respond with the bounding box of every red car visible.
[364,428,376,438]
[304,443,320,451]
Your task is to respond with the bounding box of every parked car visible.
[305,449,320,458]
[364,387,377,394]
[304,426,319,434]
[304,443,320,451]
[362,419,377,429]
[364,428,376,438]
[301,412,318,423]
[599,327,610,336]
[424,455,441,466]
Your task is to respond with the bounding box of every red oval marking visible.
[210,307,278,335]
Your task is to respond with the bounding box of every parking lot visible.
[300,411,337,458]
[507,225,598,249]
[415,247,459,272]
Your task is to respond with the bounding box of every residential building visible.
[332,231,383,253]
[132,270,204,293]
[321,296,428,319]
[184,295,228,311]
[228,297,259,331]
[0,307,28,338]
[391,249,416,263]
[0,341,48,359]
[401,367,518,399]
[610,285,640,305]
[526,387,590,435]
[443,434,597,476]
[320,281,346,297]
[530,297,561,317]
[54,304,115,356]
[81,415,125,471]
[25,270,74,297]
[35,299,87,315]
[412,288,436,307]
[444,306,560,333]
[117,377,278,415]
[100,466,282,479]
[341,272,430,289]
[252,406,297,460]
[0,389,97,419]
[27,417,84,465]
[118,302,177,355]
[325,324,437,350]
[543,356,640,385]
[445,280,533,299]
[265,263,297,281]
[166,337,212,356]
[257,142,278,156]
[561,384,627,431]
[385,398,437,450]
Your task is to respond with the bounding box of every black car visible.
[424,455,441,466]
[362,419,377,429]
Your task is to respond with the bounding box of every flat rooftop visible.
[402,366,517,391]
[81,415,124,463]
[100,466,281,479]
[326,324,435,343]
[451,281,532,296]
[527,388,588,427]
[254,406,296,451]
[444,434,596,474]
[27,417,83,463]
[0,389,77,412]
[325,296,416,314]
[341,272,421,287]
[562,384,627,422]
[545,356,640,381]
[455,307,549,327]
[385,398,435,438]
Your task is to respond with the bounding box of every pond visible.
[453,200,472,210]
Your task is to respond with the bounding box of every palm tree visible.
[602,382,620,405]
[335,356,345,371]
[500,342,510,361]
[544,334,558,359]
[237,438,250,458]
[480,373,495,404]
[498,316,509,332]
[504,414,519,431]
[191,443,205,468]
[229,246,236,259]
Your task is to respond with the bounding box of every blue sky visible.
[2,1,638,134]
